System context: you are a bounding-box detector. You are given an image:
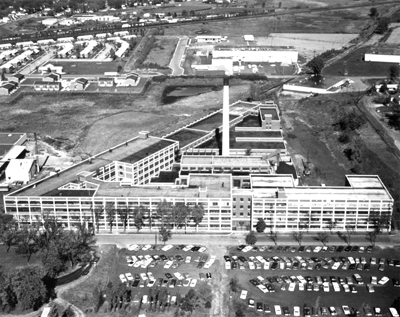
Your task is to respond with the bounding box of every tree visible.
[229,276,239,293]
[191,204,204,232]
[92,204,103,234]
[327,220,337,234]
[236,309,245,317]
[105,202,116,233]
[15,225,39,262]
[365,230,378,247]
[306,57,324,75]
[133,206,145,233]
[313,232,329,246]
[267,230,278,245]
[255,218,267,233]
[157,200,172,226]
[0,218,18,252]
[9,266,47,311]
[171,203,189,231]
[336,225,355,246]
[39,241,65,278]
[369,7,378,20]
[389,65,400,82]
[245,231,257,246]
[368,210,391,233]
[117,206,130,233]
[109,48,116,60]
[0,68,6,81]
[159,226,172,244]
[0,270,16,313]
[292,231,304,246]
[376,17,390,34]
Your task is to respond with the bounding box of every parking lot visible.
[115,244,216,314]
[227,245,400,317]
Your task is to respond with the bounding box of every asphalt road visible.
[169,37,188,76]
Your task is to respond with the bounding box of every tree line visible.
[93,200,204,243]
[244,210,392,247]
[0,213,96,313]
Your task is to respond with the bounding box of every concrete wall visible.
[213,50,298,63]
[364,53,400,63]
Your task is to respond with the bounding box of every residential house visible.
[10,73,25,83]
[38,64,63,75]
[98,77,114,87]
[0,83,16,95]
[122,72,140,86]
[33,81,61,91]
[43,73,62,82]
[71,78,88,91]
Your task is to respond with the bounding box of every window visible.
[240,198,244,202]
[240,205,244,209]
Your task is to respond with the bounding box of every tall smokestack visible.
[222,77,230,156]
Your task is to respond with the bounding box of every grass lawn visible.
[227,246,400,317]
[41,61,121,75]
[323,46,400,77]
[0,246,42,274]
[142,36,179,68]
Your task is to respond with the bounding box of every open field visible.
[257,34,358,60]
[164,7,377,37]
[385,26,400,44]
[323,46,400,76]
[0,78,253,156]
[0,246,42,274]
[142,36,179,68]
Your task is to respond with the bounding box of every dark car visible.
[224,255,231,262]
[276,246,284,252]
[349,264,356,271]
[267,246,275,252]
[315,263,322,270]
[328,246,336,253]
[299,246,305,253]
[197,261,205,269]
[283,246,291,252]
[366,246,373,253]
[364,263,371,271]
[250,279,260,286]
[191,246,201,252]
[257,302,264,312]
[264,304,272,313]
[175,255,184,262]
[165,273,173,279]
[337,246,344,253]
[304,306,311,317]
[237,245,246,251]
[252,246,259,252]
[239,256,247,262]
[176,245,185,250]
[206,273,212,279]
[351,246,360,252]
[160,254,168,261]
[271,262,278,270]
[132,280,139,288]
[293,262,300,270]
[344,246,352,252]
[232,261,238,269]
[283,307,290,316]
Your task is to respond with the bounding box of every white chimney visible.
[222,77,230,156]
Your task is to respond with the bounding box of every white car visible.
[174,272,184,280]
[147,279,156,287]
[185,256,191,263]
[240,290,248,300]
[299,283,305,291]
[147,272,154,280]
[257,284,269,293]
[133,260,142,268]
[183,245,194,252]
[248,262,255,270]
[294,306,300,317]
[190,279,197,287]
[378,276,389,285]
[242,246,253,253]
[204,261,213,269]
[323,283,330,292]
[142,295,148,304]
[288,283,296,292]
[332,262,341,270]
[313,246,322,253]
[256,276,264,282]
[164,260,173,269]
[264,262,271,270]
[125,273,134,281]
[343,284,350,292]
[256,256,266,263]
[225,261,231,270]
[275,305,282,315]
[141,244,152,251]
[119,274,127,283]
[162,244,173,251]
[342,306,351,315]
[371,276,378,285]
[332,282,340,292]
[198,247,207,253]
[183,279,191,287]
[140,273,148,280]
[367,284,375,293]
[128,244,140,251]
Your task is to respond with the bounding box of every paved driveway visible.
[169,37,188,76]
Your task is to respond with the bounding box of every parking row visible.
[238,298,398,317]
[128,244,207,253]
[237,245,375,254]
[126,254,216,269]
[225,254,399,271]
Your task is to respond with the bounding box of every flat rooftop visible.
[214,45,296,51]
[346,175,388,189]
[120,139,175,164]
[94,174,231,198]
[260,107,279,121]
[188,113,239,132]
[234,130,283,139]
[181,155,270,166]
[166,129,209,148]
[9,136,175,197]
[251,175,295,188]
[0,133,25,145]
[197,134,286,150]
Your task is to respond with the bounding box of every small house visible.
[98,77,114,87]
[124,72,140,86]
[71,78,88,91]
[43,73,61,82]
[0,83,15,95]
[5,159,37,184]
[10,73,25,83]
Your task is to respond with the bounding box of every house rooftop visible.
[0,133,26,145]
[181,155,270,167]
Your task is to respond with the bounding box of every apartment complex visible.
[3,98,393,233]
